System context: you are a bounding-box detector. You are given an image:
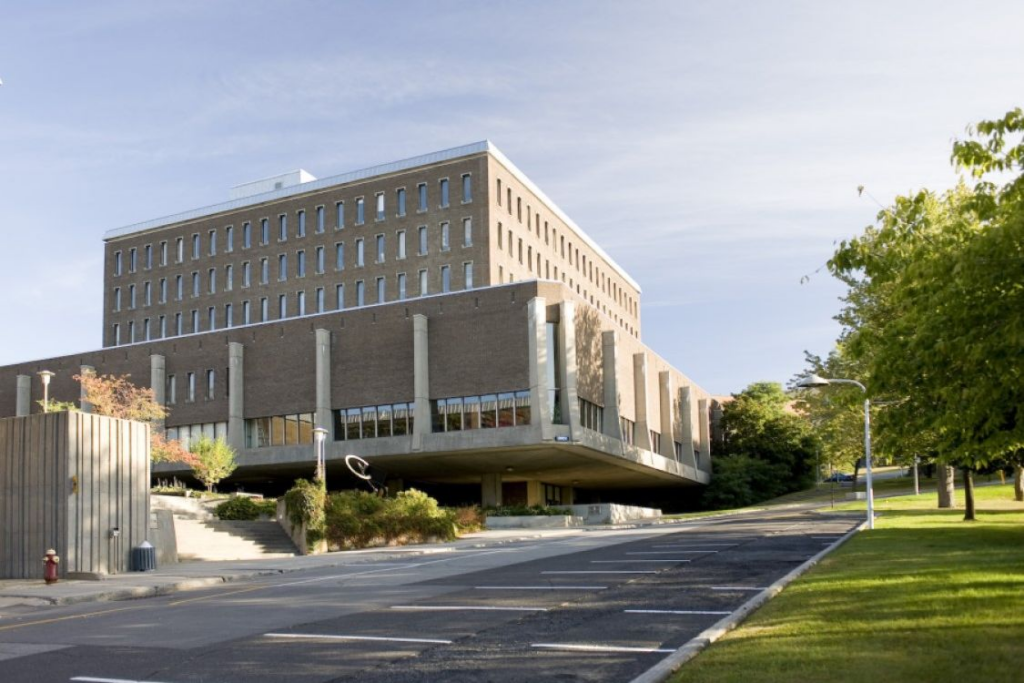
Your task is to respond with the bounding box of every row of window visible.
[332,403,416,441]
[245,413,316,449]
[579,398,604,433]
[164,422,227,450]
[110,264,475,345]
[112,176,473,276]
[431,391,532,432]
[164,369,220,404]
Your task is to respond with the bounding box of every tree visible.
[190,436,237,492]
[703,382,818,508]
[827,109,1024,520]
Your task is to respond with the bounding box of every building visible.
[0,141,713,507]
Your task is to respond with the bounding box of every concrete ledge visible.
[570,503,661,525]
[485,515,581,529]
[629,520,867,683]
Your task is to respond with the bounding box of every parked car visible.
[825,472,854,483]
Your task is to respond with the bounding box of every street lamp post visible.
[797,373,874,530]
[38,371,55,413]
[312,427,328,482]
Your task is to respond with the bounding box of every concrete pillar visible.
[658,371,676,460]
[698,398,711,468]
[15,375,31,417]
[526,480,543,506]
[150,355,166,434]
[633,353,652,451]
[679,386,698,468]
[79,365,95,413]
[601,331,622,440]
[527,297,552,439]
[314,329,332,435]
[562,486,575,505]
[228,342,245,452]
[557,301,581,437]
[412,314,430,451]
[481,472,502,507]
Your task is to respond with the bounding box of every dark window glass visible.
[481,394,498,429]
[498,392,515,427]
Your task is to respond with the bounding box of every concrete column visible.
[679,386,698,468]
[601,331,622,440]
[15,375,31,417]
[527,297,551,439]
[79,365,95,413]
[228,342,245,452]
[314,329,332,435]
[557,301,581,437]
[633,353,652,451]
[562,486,575,505]
[481,472,502,507]
[658,371,676,460]
[150,355,166,434]
[412,314,430,451]
[526,480,543,506]
[386,478,405,497]
[698,398,711,468]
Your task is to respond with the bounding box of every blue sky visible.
[1,1,1021,395]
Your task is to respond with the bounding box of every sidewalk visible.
[0,527,585,609]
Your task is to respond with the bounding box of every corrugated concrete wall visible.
[0,412,149,579]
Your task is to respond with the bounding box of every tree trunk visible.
[936,465,956,508]
[1014,465,1024,502]
[962,467,976,521]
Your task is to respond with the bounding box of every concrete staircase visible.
[174,519,298,561]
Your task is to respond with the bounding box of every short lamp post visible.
[38,371,55,413]
[312,427,328,482]
[797,373,875,530]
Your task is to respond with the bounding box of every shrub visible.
[452,505,486,532]
[284,478,327,546]
[215,496,262,521]
[324,488,456,549]
[486,504,574,517]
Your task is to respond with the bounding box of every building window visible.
[159,278,167,303]
[517,197,522,223]
[166,374,176,405]
[315,246,324,274]
[143,281,151,306]
[335,242,345,270]
[143,318,150,341]
[242,262,251,287]
[174,312,182,336]
[397,273,407,300]
[431,390,530,432]
[620,417,636,446]
[376,234,385,263]
[396,188,406,216]
[497,179,502,205]
[439,178,449,208]
[208,268,216,294]
[209,230,217,256]
[225,303,233,328]
[297,290,306,316]
[226,225,234,252]
[351,280,363,306]
[376,276,385,303]
[276,215,287,241]
[129,284,136,309]
[355,239,365,267]
[441,265,451,293]
[159,316,166,338]
[243,222,251,249]
[278,254,287,281]
[579,398,604,432]
[260,297,268,321]
[187,372,196,402]
[332,402,414,442]
[462,173,472,203]
[129,248,137,273]
[176,237,185,263]
[440,222,450,251]
[462,217,472,246]
[375,193,385,221]
[417,183,427,212]
[419,269,428,296]
[245,412,315,448]
[335,284,345,310]
[208,306,216,330]
[463,262,474,290]
[114,251,123,275]
[316,287,325,313]
[113,287,121,311]
[278,294,287,318]
[113,323,120,345]
[335,201,344,229]
[297,210,306,237]
[192,234,200,259]
[191,309,199,333]
[418,226,427,255]
[243,300,251,324]
[397,230,407,259]
[160,241,168,265]
[144,244,152,269]
[206,369,215,400]
[356,197,365,225]
[225,265,233,291]
[297,250,306,277]
[261,218,270,245]
[316,206,325,233]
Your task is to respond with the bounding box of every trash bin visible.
[131,541,157,572]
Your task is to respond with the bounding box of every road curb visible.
[627,520,868,683]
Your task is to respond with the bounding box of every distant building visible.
[0,142,713,506]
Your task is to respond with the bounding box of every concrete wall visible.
[0,412,150,579]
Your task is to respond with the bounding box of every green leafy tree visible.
[190,436,237,492]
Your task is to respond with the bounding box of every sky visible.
[1,1,1022,396]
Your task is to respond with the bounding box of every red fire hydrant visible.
[43,549,60,585]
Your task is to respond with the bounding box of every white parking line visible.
[390,605,547,612]
[590,559,690,563]
[627,551,717,555]
[475,585,607,590]
[651,543,736,548]
[624,609,731,615]
[532,643,676,654]
[711,586,768,591]
[541,570,658,575]
[264,633,452,645]
[71,678,174,683]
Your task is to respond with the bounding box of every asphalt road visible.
[0,509,859,683]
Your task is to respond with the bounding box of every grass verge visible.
[671,484,1024,683]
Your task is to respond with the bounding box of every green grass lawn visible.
[672,484,1024,683]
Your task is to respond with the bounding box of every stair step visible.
[172,515,298,561]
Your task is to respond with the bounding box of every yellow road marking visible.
[0,605,141,632]
[167,584,266,606]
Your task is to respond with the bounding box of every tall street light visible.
[38,370,55,413]
[797,373,875,530]
[312,427,328,482]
